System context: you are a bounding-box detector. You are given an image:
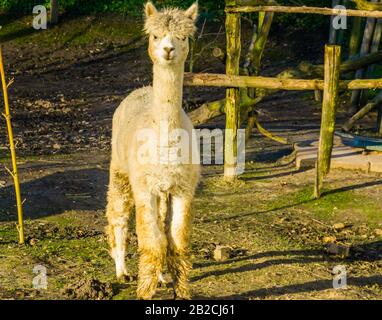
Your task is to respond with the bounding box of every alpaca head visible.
[144,2,198,66]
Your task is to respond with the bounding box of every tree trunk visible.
[349,17,363,60]
[329,0,341,45]
[350,0,378,113]
[360,0,382,107]
[50,0,59,25]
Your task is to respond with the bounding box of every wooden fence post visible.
[224,0,242,180]
[314,45,341,199]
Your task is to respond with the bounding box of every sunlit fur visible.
[106,2,200,300]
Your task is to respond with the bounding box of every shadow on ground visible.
[194,275,382,299]
[0,168,108,221]
[192,244,382,299]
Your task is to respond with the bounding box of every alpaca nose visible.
[164,47,175,55]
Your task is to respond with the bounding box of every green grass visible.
[268,185,382,226]
[0,0,332,30]
[0,0,223,15]
[0,14,142,46]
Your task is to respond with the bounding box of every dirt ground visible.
[0,14,381,300]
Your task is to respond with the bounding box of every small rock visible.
[332,223,345,230]
[325,243,350,257]
[277,217,287,224]
[322,236,336,244]
[28,238,38,246]
[375,229,382,237]
[53,143,61,150]
[213,245,231,262]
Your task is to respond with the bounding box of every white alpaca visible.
[106,2,200,300]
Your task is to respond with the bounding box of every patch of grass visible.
[0,15,37,43]
[0,14,142,47]
[267,185,382,226]
[0,223,19,243]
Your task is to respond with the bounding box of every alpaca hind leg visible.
[135,193,167,299]
[167,196,193,300]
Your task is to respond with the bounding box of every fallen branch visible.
[252,114,288,144]
[342,90,382,131]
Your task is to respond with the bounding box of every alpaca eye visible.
[153,35,158,40]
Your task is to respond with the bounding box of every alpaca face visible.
[148,32,189,65]
[144,2,198,66]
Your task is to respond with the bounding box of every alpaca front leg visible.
[135,194,167,300]
[167,196,193,300]
[107,216,129,279]
[106,170,134,281]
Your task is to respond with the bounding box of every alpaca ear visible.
[145,2,158,18]
[185,2,198,21]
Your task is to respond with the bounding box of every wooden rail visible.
[226,6,382,18]
[184,73,382,90]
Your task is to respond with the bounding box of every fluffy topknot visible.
[144,2,198,39]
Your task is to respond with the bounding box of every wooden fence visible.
[183,0,382,197]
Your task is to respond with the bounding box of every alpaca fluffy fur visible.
[106,2,200,300]
[144,8,197,39]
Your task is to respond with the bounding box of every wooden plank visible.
[314,45,341,199]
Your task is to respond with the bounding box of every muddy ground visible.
[0,14,381,300]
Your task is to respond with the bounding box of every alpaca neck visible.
[152,63,184,129]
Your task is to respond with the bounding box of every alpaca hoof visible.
[174,292,191,300]
[137,292,155,300]
[137,282,157,300]
[117,274,136,283]
[158,273,172,288]
[174,288,191,300]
